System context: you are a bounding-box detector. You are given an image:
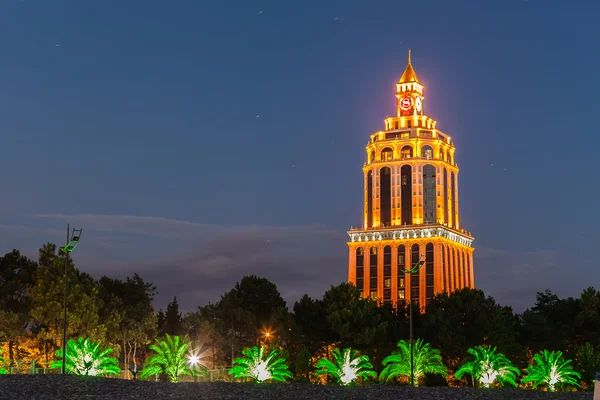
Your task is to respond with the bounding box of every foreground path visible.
[0,375,592,400]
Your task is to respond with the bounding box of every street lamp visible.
[399,255,424,387]
[58,224,82,375]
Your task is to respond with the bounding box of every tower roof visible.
[398,49,420,84]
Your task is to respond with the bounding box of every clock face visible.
[415,97,422,113]
[400,95,414,110]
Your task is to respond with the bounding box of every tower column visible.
[469,251,475,288]
[420,241,426,306]
[434,242,443,293]
[363,171,368,228]
[391,244,398,304]
[454,172,460,229]
[348,246,356,285]
[377,244,384,303]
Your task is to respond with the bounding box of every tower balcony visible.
[347,223,473,247]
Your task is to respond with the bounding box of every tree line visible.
[0,244,599,387]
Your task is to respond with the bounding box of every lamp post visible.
[399,255,424,387]
[58,224,82,375]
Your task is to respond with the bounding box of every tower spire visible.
[398,49,419,84]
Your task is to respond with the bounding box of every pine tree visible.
[164,297,183,336]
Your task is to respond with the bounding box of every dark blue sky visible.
[1,0,598,312]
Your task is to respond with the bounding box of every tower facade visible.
[347,51,475,307]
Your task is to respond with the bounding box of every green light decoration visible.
[59,229,82,254]
[522,350,581,392]
[379,339,446,387]
[228,345,292,383]
[0,349,7,374]
[315,348,377,385]
[50,337,120,376]
[140,334,199,383]
[455,345,520,388]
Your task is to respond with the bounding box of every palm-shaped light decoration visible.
[50,337,120,376]
[0,349,7,374]
[228,345,292,383]
[380,339,446,387]
[455,345,520,388]
[522,350,581,392]
[140,334,197,383]
[316,348,377,385]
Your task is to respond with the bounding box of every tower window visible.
[381,148,393,161]
[407,121,412,128]
[400,145,413,159]
[394,121,399,129]
[422,145,433,160]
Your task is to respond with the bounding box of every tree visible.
[293,295,330,355]
[214,276,290,364]
[423,288,518,365]
[293,348,312,381]
[98,274,157,376]
[576,342,600,388]
[229,345,292,383]
[0,249,38,365]
[522,350,581,392]
[321,283,388,350]
[29,244,105,364]
[455,345,520,388]
[164,297,183,336]
[140,334,195,382]
[315,348,376,385]
[380,339,447,386]
[519,290,581,354]
[51,337,120,376]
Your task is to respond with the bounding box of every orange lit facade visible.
[347,51,475,307]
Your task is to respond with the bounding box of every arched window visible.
[442,245,447,292]
[401,165,412,225]
[367,171,373,228]
[451,171,456,228]
[466,253,471,288]
[370,151,375,164]
[407,120,412,128]
[439,148,445,160]
[397,245,406,303]
[400,145,413,160]
[394,121,399,129]
[383,245,392,303]
[380,167,391,227]
[410,244,420,304]
[452,247,457,290]
[381,147,393,161]
[356,247,364,267]
[421,145,433,160]
[369,247,378,294]
[425,243,434,302]
[355,247,364,295]
[423,165,436,224]
[443,168,448,225]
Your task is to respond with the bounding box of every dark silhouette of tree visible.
[0,250,38,366]
[164,297,183,336]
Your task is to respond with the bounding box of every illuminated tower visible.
[347,50,475,308]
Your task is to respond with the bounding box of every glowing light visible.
[188,354,200,366]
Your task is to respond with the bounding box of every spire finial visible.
[408,48,411,64]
